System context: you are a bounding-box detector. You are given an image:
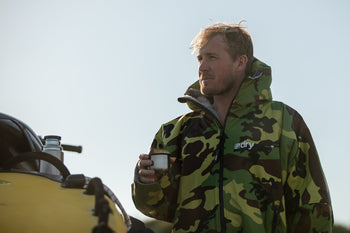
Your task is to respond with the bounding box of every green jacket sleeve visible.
[132,124,179,222]
[284,108,333,233]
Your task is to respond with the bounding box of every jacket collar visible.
[178,58,272,113]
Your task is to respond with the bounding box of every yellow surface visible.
[0,172,126,233]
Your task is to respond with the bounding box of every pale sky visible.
[1,0,349,227]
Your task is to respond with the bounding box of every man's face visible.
[197,34,244,97]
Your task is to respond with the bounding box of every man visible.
[132,23,333,233]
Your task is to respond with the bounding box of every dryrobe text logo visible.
[234,140,255,151]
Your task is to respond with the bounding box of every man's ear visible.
[237,55,248,71]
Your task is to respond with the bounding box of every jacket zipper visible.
[271,201,280,233]
[218,129,226,233]
[183,96,233,233]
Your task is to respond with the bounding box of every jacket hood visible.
[178,58,272,112]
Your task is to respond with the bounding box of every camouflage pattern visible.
[132,59,333,233]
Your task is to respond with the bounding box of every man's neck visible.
[212,88,238,125]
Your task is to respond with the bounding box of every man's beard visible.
[199,73,237,97]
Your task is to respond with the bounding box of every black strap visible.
[85,177,113,233]
[1,152,70,179]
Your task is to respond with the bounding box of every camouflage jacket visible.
[132,59,333,233]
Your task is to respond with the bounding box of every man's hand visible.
[137,153,159,184]
[137,153,176,184]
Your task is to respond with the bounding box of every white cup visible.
[150,153,169,177]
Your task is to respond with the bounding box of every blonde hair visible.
[190,22,254,74]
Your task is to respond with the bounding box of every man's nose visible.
[198,60,209,72]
